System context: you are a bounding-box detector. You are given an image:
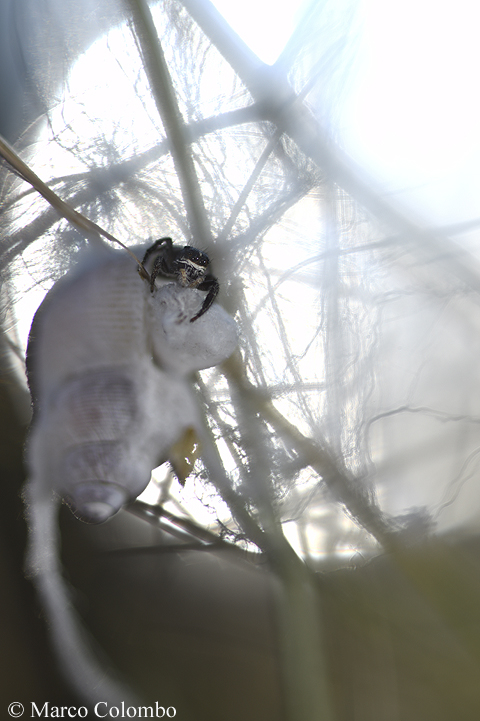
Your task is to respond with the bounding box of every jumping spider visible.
[141,237,219,322]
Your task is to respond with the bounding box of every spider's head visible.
[175,246,210,288]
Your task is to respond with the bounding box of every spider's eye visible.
[175,246,210,284]
[182,246,209,268]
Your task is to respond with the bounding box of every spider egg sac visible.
[25,248,238,523]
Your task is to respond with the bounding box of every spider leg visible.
[147,238,178,292]
[190,275,220,322]
[141,237,173,267]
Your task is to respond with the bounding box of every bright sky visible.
[213,0,480,229]
[212,0,306,64]
[343,0,480,228]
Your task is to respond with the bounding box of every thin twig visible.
[125,0,211,245]
[222,353,397,552]
[0,134,149,276]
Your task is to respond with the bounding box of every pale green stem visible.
[125,0,211,246]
